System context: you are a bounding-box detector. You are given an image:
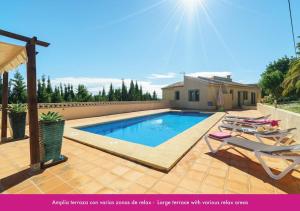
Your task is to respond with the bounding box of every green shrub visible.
[7,104,27,113]
[40,111,63,122]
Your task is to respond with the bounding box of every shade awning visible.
[0,41,27,74]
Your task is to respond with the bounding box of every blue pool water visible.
[78,112,211,147]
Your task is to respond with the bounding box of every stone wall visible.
[0,101,171,126]
[257,103,300,142]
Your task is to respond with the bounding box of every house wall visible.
[162,77,261,110]
[225,86,261,108]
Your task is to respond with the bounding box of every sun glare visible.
[179,0,203,13]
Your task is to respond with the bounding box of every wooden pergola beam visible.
[26,37,41,170]
[0,29,49,171]
[1,72,8,140]
[0,29,50,47]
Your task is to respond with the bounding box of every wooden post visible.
[1,72,8,141]
[26,37,40,171]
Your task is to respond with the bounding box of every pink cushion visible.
[245,119,280,126]
[245,119,270,124]
[209,131,231,139]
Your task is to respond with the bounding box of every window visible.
[251,92,256,105]
[243,91,248,100]
[175,91,180,100]
[188,90,200,102]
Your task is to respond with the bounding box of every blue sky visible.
[1,0,299,96]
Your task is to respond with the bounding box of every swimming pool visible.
[78,112,211,147]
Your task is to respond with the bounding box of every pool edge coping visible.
[63,110,225,172]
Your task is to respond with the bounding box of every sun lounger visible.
[218,123,296,145]
[225,114,271,120]
[222,118,280,127]
[204,131,300,180]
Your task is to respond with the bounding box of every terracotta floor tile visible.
[161,173,183,185]
[77,180,104,194]
[111,166,130,176]
[202,175,225,189]
[208,167,228,178]
[17,185,42,194]
[121,183,147,194]
[225,180,249,194]
[122,170,144,182]
[67,174,93,188]
[185,170,205,181]
[96,188,118,194]
[151,181,176,194]
[95,172,118,186]
[178,178,201,192]
[37,176,65,193]
[108,178,132,192]
[46,183,74,194]
[199,183,224,194]
[191,163,209,173]
[136,175,157,188]
[173,187,196,194]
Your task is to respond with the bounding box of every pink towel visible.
[244,119,280,126]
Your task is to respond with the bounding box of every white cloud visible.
[187,71,232,78]
[51,77,166,98]
[148,72,177,79]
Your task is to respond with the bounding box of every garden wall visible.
[257,103,300,142]
[0,101,171,126]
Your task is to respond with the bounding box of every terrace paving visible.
[1,109,300,194]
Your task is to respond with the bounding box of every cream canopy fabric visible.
[0,41,27,74]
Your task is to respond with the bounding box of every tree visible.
[10,71,27,103]
[114,88,122,101]
[101,87,107,101]
[51,86,63,103]
[121,80,128,101]
[76,84,92,102]
[46,76,53,103]
[108,83,114,101]
[134,81,139,100]
[139,86,143,101]
[259,57,292,99]
[128,80,135,101]
[152,91,158,100]
[37,75,48,103]
[282,59,300,96]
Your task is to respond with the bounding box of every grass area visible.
[276,101,300,114]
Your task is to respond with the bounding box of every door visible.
[238,91,242,107]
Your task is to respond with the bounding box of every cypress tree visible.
[59,83,64,100]
[46,76,53,103]
[152,91,158,100]
[10,71,27,103]
[38,75,48,103]
[114,88,122,101]
[101,87,107,101]
[108,83,114,101]
[134,81,139,100]
[51,86,63,103]
[121,79,128,101]
[128,80,134,101]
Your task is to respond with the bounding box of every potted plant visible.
[39,111,67,166]
[7,103,27,140]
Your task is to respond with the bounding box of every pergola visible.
[0,29,50,171]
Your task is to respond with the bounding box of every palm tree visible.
[282,59,300,96]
